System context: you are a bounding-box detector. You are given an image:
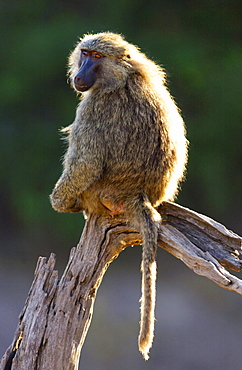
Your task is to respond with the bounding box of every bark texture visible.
[1,202,242,369]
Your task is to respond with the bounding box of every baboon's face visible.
[74,50,104,92]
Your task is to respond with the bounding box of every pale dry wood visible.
[1,202,242,370]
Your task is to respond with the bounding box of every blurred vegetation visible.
[0,0,242,255]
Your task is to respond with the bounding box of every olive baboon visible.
[50,32,188,360]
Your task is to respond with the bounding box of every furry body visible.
[50,32,188,359]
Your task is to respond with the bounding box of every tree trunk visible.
[1,202,242,369]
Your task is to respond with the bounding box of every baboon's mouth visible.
[74,84,89,92]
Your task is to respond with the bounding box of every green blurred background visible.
[1,1,242,369]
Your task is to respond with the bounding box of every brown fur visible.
[50,32,188,359]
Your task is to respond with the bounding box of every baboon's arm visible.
[50,131,105,212]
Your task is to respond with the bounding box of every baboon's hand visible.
[50,182,83,213]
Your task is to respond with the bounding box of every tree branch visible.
[1,202,242,369]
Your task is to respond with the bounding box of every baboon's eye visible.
[81,50,89,57]
[93,52,103,59]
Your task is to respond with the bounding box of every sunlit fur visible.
[68,32,188,206]
[51,32,188,360]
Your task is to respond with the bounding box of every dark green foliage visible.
[1,0,242,246]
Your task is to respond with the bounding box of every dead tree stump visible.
[1,202,242,369]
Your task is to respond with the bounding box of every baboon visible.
[50,32,188,360]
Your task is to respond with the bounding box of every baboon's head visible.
[68,32,137,93]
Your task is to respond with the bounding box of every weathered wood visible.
[1,202,242,369]
[157,202,242,293]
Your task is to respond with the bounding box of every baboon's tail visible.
[132,194,160,360]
